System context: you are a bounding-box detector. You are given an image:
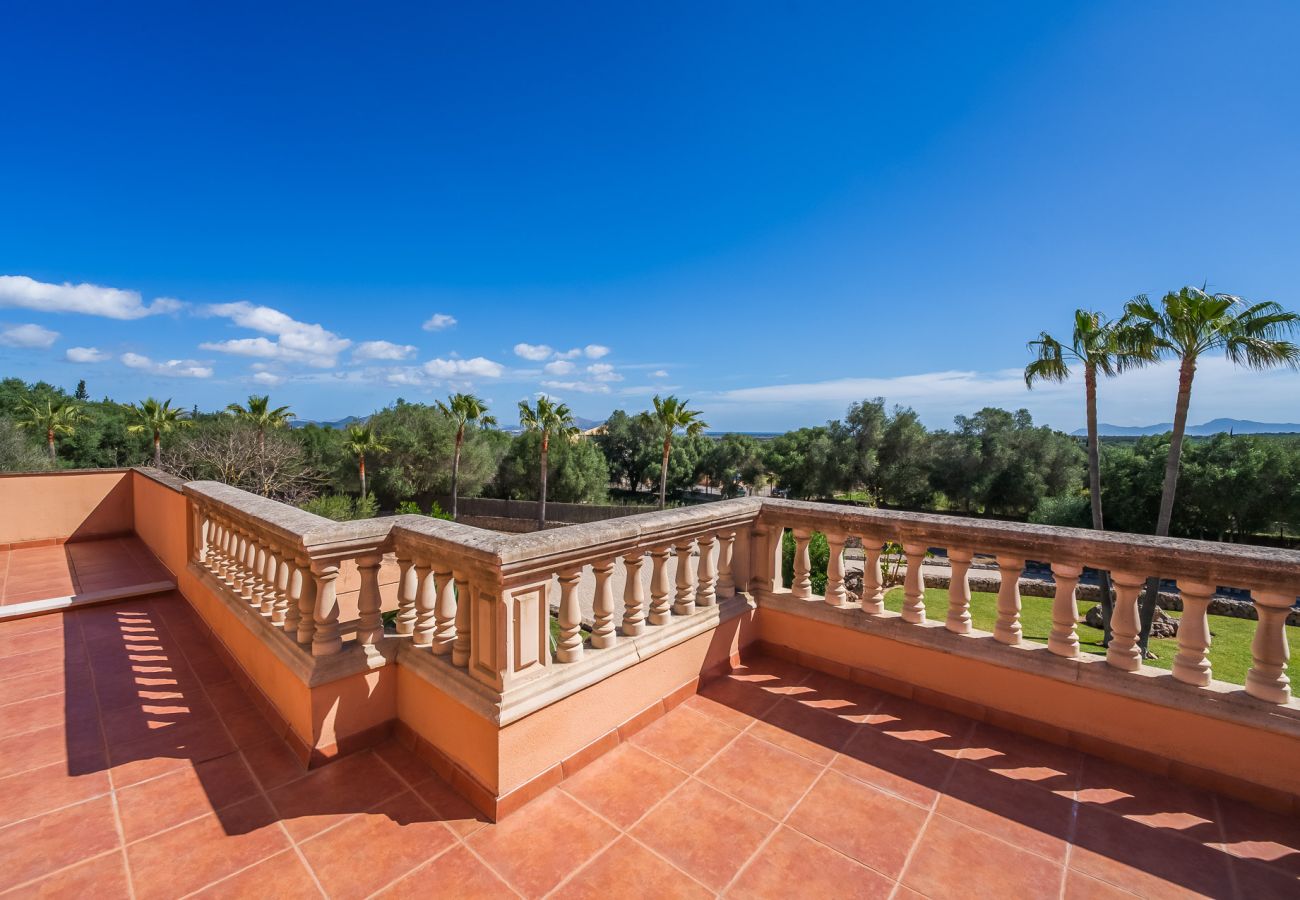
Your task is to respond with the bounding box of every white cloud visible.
[353,340,416,361]
[540,379,612,394]
[514,342,554,361]
[543,360,575,375]
[587,363,623,382]
[554,348,582,360]
[120,352,213,378]
[0,275,183,319]
[66,346,110,363]
[422,313,457,331]
[0,323,58,348]
[202,301,350,367]
[584,344,610,359]
[387,369,427,387]
[252,371,282,385]
[651,369,669,378]
[424,356,505,378]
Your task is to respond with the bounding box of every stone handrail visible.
[756,498,1297,704]
[182,480,1295,708]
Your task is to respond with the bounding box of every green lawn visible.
[881,586,1299,688]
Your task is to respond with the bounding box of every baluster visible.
[1172,580,1213,686]
[271,548,291,625]
[622,551,647,636]
[824,529,847,607]
[591,560,617,648]
[994,555,1025,645]
[1246,591,1292,703]
[695,534,718,607]
[946,548,973,633]
[197,513,210,565]
[674,540,697,615]
[432,568,456,655]
[901,542,927,624]
[1106,571,1145,671]
[295,555,317,645]
[252,539,270,608]
[1048,562,1081,657]
[259,544,279,616]
[356,553,384,652]
[217,522,235,584]
[395,555,417,636]
[310,561,343,656]
[860,536,885,615]
[556,569,584,663]
[412,561,435,647]
[649,548,672,625]
[748,524,773,595]
[716,530,736,599]
[284,562,303,636]
[452,576,472,667]
[791,528,813,600]
[238,532,256,602]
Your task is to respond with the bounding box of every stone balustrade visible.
[185,482,1297,710]
[756,499,1297,704]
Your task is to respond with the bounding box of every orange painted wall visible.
[0,470,133,545]
[496,609,758,793]
[130,471,188,576]
[756,607,1300,798]
[395,665,501,791]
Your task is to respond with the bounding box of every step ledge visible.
[0,581,177,621]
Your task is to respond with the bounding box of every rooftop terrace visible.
[0,468,1297,898]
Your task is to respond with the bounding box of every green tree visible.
[225,394,294,452]
[74,379,89,401]
[700,433,764,497]
[344,422,388,501]
[494,430,609,506]
[126,398,192,467]
[435,393,497,520]
[874,405,934,508]
[596,409,660,491]
[16,397,84,461]
[518,396,579,526]
[1025,309,1156,641]
[649,395,707,508]
[1122,287,1300,651]
[764,426,843,499]
[0,417,52,471]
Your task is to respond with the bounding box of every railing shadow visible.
[699,652,1298,895]
[61,596,483,842]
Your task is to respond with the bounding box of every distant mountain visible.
[291,416,365,430]
[1073,418,1300,437]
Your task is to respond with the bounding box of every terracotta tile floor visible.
[1,597,1298,898]
[0,537,172,605]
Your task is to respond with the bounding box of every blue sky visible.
[3,2,1299,431]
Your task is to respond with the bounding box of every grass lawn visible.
[881,586,1299,688]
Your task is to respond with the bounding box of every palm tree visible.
[435,393,496,520]
[344,423,388,501]
[518,396,578,528]
[225,394,294,452]
[1025,309,1157,642]
[650,395,708,509]
[126,398,192,467]
[16,397,83,462]
[1122,286,1300,650]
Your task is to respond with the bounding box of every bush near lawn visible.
[881,586,1299,689]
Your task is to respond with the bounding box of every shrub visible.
[301,493,355,521]
[395,500,423,515]
[426,501,453,521]
[781,529,830,595]
[354,493,378,519]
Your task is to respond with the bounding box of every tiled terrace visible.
[1,597,1296,899]
[0,536,172,606]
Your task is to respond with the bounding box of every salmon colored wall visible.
[756,607,1300,798]
[396,666,501,792]
[130,471,188,576]
[0,470,133,545]
[497,609,758,793]
[311,667,398,758]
